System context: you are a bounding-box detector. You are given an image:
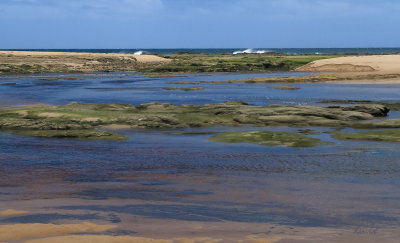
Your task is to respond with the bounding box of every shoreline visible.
[0,51,170,75]
[1,51,400,84]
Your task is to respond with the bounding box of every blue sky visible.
[1,0,399,48]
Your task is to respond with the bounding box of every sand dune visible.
[0,51,170,64]
[297,55,400,74]
[0,50,171,74]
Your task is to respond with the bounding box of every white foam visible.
[134,51,144,55]
[233,48,271,55]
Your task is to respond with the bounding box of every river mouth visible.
[1,72,400,242]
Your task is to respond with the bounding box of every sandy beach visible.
[0,51,170,64]
[0,51,170,74]
[296,54,400,75]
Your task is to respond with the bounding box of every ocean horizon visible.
[2,47,400,55]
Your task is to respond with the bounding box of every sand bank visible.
[0,51,170,74]
[0,222,115,241]
[296,55,400,74]
[0,51,170,64]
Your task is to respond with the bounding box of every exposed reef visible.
[163,87,205,91]
[0,101,394,140]
[332,130,400,142]
[200,74,400,84]
[319,100,400,111]
[137,53,340,73]
[210,131,332,147]
[268,84,300,90]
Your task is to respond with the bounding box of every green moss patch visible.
[139,53,342,73]
[12,129,129,141]
[167,81,201,85]
[332,130,400,142]
[164,87,205,91]
[209,131,332,147]
[269,85,300,90]
[0,101,394,140]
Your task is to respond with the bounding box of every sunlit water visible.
[1,72,400,235]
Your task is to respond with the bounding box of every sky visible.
[0,0,399,48]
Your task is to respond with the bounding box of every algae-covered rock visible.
[340,104,389,117]
[12,129,129,140]
[163,87,205,91]
[332,130,400,142]
[210,131,332,147]
[0,101,395,140]
[268,84,300,90]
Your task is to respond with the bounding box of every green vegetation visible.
[0,101,394,140]
[35,77,80,81]
[0,53,142,75]
[163,87,205,91]
[199,73,400,84]
[167,81,201,85]
[138,53,341,73]
[332,130,400,142]
[319,99,373,104]
[382,103,400,111]
[298,129,321,135]
[319,99,400,111]
[170,131,216,135]
[13,129,128,140]
[210,131,332,147]
[268,84,300,90]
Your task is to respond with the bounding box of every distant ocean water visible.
[3,48,400,55]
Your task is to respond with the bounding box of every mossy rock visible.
[12,129,129,141]
[332,130,400,142]
[319,99,400,111]
[209,131,332,147]
[268,85,300,90]
[163,87,205,91]
[0,101,394,140]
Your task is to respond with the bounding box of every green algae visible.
[319,99,400,111]
[268,85,300,90]
[138,53,341,73]
[210,131,332,147]
[167,81,201,85]
[0,101,393,140]
[12,129,129,141]
[200,73,400,85]
[167,131,217,135]
[332,130,400,142]
[163,87,205,91]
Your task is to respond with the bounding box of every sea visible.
[3,48,400,55]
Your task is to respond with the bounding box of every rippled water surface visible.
[1,72,400,241]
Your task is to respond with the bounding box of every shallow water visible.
[1,72,400,241]
[1,72,400,108]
